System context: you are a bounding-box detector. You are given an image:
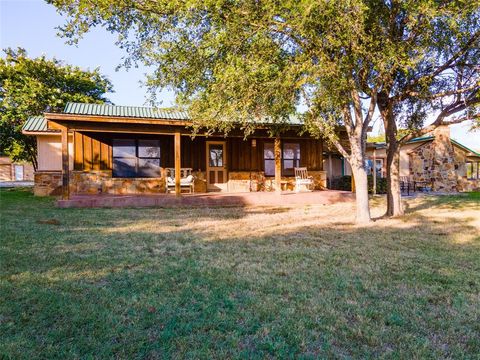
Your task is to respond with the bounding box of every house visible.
[361,126,480,192]
[22,103,341,198]
[0,155,34,182]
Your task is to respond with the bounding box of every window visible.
[283,143,300,176]
[113,139,161,178]
[264,142,275,176]
[365,159,384,178]
[264,142,301,176]
[466,161,479,180]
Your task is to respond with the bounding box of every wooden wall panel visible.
[74,132,83,170]
[71,132,323,174]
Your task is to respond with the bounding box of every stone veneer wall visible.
[408,126,479,192]
[34,169,328,196]
[71,170,208,195]
[34,171,63,196]
[227,170,327,192]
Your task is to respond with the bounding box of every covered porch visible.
[42,103,329,200]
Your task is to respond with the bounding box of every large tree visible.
[0,48,113,169]
[367,1,480,216]
[48,0,384,223]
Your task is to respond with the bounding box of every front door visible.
[206,141,227,191]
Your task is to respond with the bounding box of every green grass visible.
[1,188,479,359]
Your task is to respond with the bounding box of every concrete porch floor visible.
[56,190,354,208]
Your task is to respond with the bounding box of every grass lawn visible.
[1,189,479,359]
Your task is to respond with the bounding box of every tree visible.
[0,48,113,169]
[366,1,480,216]
[48,0,383,223]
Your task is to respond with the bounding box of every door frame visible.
[206,140,228,191]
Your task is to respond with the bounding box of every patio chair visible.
[165,168,195,193]
[294,167,315,193]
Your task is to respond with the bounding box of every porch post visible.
[373,148,377,195]
[274,136,281,193]
[174,131,181,196]
[61,126,70,200]
[328,153,333,186]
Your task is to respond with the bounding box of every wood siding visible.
[72,132,324,173]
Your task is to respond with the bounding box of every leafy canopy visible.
[0,48,113,166]
[48,0,479,138]
[48,1,384,137]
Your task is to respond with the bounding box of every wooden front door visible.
[206,141,227,191]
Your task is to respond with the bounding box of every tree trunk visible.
[378,92,404,217]
[349,157,371,224]
[385,143,403,216]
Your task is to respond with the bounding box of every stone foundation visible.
[34,169,328,196]
[34,171,63,196]
[227,170,327,192]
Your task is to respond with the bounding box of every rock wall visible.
[228,170,327,192]
[408,126,479,192]
[34,171,63,196]
[71,170,208,195]
[34,169,328,196]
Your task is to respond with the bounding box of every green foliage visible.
[330,175,387,194]
[367,132,386,143]
[47,0,382,137]
[0,48,113,167]
[330,176,352,191]
[368,176,387,194]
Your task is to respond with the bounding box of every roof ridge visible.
[64,102,184,113]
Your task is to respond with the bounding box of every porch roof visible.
[24,102,305,135]
[64,102,190,120]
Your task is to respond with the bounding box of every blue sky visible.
[1,0,478,149]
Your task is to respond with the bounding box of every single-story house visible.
[0,155,34,182]
[361,126,480,192]
[23,102,347,198]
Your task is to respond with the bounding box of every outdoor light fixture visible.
[251,139,257,147]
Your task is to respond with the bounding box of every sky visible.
[1,0,479,150]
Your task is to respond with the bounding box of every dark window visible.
[466,161,479,180]
[283,143,300,176]
[113,139,161,178]
[264,142,301,176]
[264,142,275,176]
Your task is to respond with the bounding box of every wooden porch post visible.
[61,127,70,200]
[174,131,181,196]
[373,148,377,195]
[328,153,333,186]
[274,136,281,193]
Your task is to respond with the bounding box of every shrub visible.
[329,175,386,194]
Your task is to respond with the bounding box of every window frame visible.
[282,142,301,177]
[263,141,301,177]
[466,161,480,180]
[112,139,161,178]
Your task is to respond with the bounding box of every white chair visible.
[294,167,314,192]
[165,168,195,193]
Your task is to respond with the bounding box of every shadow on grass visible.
[1,188,480,358]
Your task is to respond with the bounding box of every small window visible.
[467,161,479,180]
[264,142,275,176]
[113,139,161,178]
[283,143,300,176]
[365,159,384,178]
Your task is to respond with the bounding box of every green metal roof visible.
[407,136,434,143]
[22,116,57,133]
[451,139,480,157]
[64,102,190,120]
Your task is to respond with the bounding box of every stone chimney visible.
[431,125,457,192]
[433,125,451,141]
